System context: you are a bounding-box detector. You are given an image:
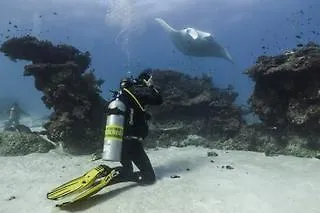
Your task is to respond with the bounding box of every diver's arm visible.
[133,85,163,106]
[149,86,163,105]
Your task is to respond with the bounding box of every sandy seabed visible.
[0,145,319,213]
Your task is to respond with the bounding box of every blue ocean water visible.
[0,0,319,116]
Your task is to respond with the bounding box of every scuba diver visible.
[7,102,21,126]
[104,69,163,186]
[47,70,163,206]
[4,102,22,131]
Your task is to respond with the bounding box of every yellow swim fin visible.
[56,169,120,207]
[47,165,108,200]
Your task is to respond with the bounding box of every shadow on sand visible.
[57,183,138,212]
[153,154,208,180]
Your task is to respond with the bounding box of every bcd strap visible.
[122,88,145,112]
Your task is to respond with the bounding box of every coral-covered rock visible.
[142,69,244,147]
[245,42,320,133]
[0,131,55,156]
[227,124,320,158]
[0,35,91,70]
[0,36,106,154]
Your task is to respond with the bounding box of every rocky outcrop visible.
[0,131,55,156]
[144,69,244,147]
[0,36,106,154]
[245,42,320,134]
[242,42,320,155]
[217,124,319,158]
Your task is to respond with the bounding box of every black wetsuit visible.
[108,83,163,185]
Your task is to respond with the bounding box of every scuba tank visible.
[102,96,126,162]
[9,106,16,120]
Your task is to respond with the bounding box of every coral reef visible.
[1,35,319,159]
[142,48,320,158]
[0,36,106,154]
[237,42,320,156]
[143,69,244,147]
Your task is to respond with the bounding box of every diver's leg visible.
[131,140,156,185]
[119,138,134,173]
[106,140,138,185]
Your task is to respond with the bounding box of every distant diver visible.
[155,18,234,63]
[3,102,31,133]
[4,102,21,130]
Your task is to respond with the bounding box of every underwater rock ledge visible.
[144,69,244,145]
[143,68,319,158]
[0,35,91,70]
[0,35,106,154]
[245,42,320,136]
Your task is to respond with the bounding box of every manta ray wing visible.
[206,38,234,63]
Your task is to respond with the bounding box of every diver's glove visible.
[144,75,154,87]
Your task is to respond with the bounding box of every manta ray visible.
[155,18,234,63]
